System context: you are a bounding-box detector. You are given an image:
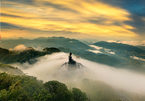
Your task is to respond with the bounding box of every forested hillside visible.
[0,47,60,64]
[0,72,88,101]
[0,63,23,75]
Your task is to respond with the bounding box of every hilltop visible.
[0,47,60,64]
[0,63,23,75]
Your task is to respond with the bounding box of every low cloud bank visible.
[107,40,145,46]
[9,44,42,51]
[9,44,27,51]
[130,55,145,61]
[12,52,145,95]
[88,45,115,54]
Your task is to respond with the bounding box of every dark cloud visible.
[120,0,145,35]
[97,0,145,36]
[1,13,22,18]
[125,15,145,35]
[89,19,122,26]
[2,0,78,13]
[2,0,145,39]
[42,1,78,13]
[1,0,34,5]
[1,22,22,29]
[98,0,145,13]
[1,22,31,31]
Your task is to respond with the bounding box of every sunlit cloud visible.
[1,29,41,39]
[142,40,145,46]
[9,44,27,51]
[107,40,145,46]
[89,45,115,54]
[1,0,138,38]
[104,49,115,54]
[130,56,145,61]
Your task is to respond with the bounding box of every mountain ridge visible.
[0,63,23,75]
[1,37,145,72]
[0,47,61,64]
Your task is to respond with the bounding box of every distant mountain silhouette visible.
[1,37,91,50]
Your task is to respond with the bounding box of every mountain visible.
[94,41,145,59]
[0,63,23,75]
[58,47,121,66]
[0,72,88,101]
[46,37,91,49]
[1,37,145,72]
[93,41,145,72]
[1,37,91,50]
[137,46,145,50]
[0,47,60,64]
[94,41,145,53]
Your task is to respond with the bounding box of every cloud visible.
[98,0,145,37]
[9,44,26,51]
[104,49,115,54]
[35,46,42,51]
[11,52,145,95]
[88,45,102,54]
[1,22,24,29]
[107,40,145,46]
[87,49,102,54]
[130,56,145,61]
[89,45,103,50]
[1,29,40,39]
[142,40,145,45]
[1,0,138,38]
[9,44,42,51]
[107,40,118,43]
[120,41,140,46]
[89,45,115,54]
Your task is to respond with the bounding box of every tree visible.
[44,81,73,101]
[71,88,88,101]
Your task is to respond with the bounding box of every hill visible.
[0,47,60,64]
[93,41,145,72]
[93,41,145,60]
[0,63,23,75]
[0,72,88,101]
[137,46,145,50]
[1,37,91,50]
[94,41,145,58]
[1,37,145,72]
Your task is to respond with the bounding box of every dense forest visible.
[0,72,88,101]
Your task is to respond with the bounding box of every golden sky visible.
[1,0,145,41]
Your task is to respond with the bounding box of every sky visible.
[1,0,145,44]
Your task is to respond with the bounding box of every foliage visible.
[0,63,23,75]
[0,73,88,101]
[71,88,88,101]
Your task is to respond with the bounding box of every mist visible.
[12,52,145,95]
[9,44,27,51]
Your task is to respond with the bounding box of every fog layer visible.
[12,52,145,95]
